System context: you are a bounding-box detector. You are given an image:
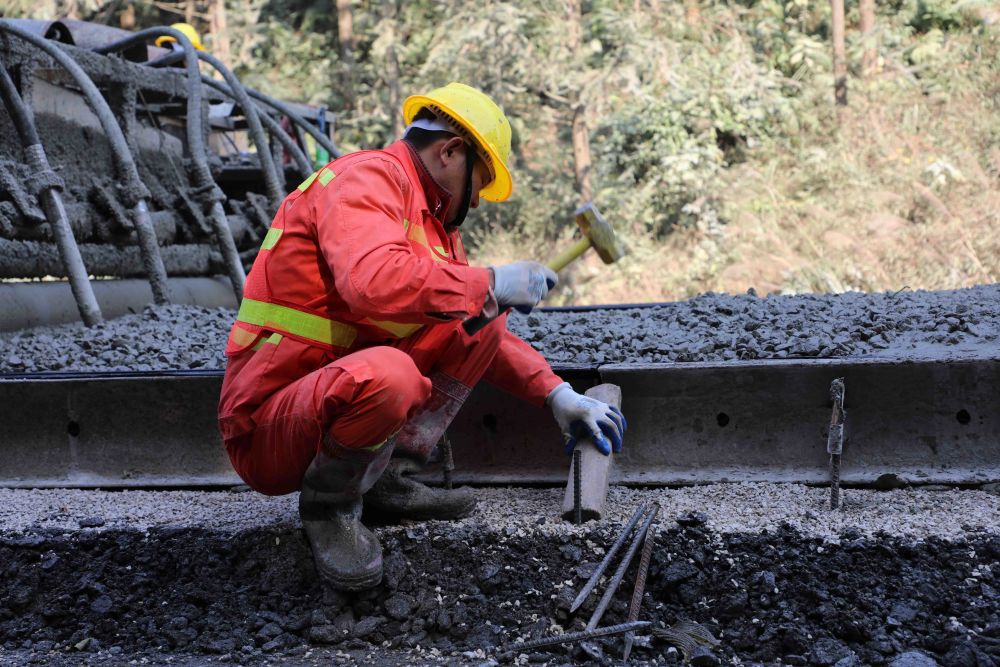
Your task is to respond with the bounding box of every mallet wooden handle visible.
[462,238,592,336]
[547,236,593,273]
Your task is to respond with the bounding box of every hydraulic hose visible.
[94,27,245,301]
[0,64,103,327]
[0,21,171,306]
[150,49,340,163]
[196,51,284,204]
[200,75,312,178]
[246,87,342,162]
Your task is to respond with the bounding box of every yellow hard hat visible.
[403,83,513,202]
[154,23,204,51]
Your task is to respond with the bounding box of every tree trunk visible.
[571,102,593,202]
[860,0,876,78]
[209,0,232,68]
[185,0,194,26]
[831,0,847,108]
[566,0,593,202]
[382,0,402,138]
[336,0,356,109]
[684,0,701,28]
[119,2,136,29]
[58,0,81,20]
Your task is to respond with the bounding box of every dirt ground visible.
[1,486,997,666]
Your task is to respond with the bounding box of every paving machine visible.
[0,19,337,329]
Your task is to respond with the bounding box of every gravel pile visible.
[2,285,998,373]
[508,284,1000,365]
[1,485,998,666]
[0,305,233,373]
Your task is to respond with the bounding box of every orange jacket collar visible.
[391,139,454,224]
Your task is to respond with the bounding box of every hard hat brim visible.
[403,94,513,203]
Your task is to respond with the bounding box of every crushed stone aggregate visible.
[2,284,999,373]
[1,484,997,541]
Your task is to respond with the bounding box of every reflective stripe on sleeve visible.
[261,228,282,250]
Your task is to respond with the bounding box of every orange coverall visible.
[218,140,563,495]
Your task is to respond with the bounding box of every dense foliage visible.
[5,0,1000,302]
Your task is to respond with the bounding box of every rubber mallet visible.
[549,201,625,272]
[462,202,624,335]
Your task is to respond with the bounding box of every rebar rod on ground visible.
[94,27,245,301]
[0,21,171,305]
[622,504,659,663]
[570,502,650,613]
[828,378,846,510]
[0,65,102,326]
[586,505,658,630]
[503,621,651,655]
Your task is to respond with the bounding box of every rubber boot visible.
[299,437,394,591]
[364,372,477,521]
[364,457,476,521]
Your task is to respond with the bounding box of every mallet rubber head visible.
[574,202,624,265]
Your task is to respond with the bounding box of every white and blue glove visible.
[547,383,627,456]
[491,261,558,314]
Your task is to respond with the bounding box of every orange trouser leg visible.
[226,346,431,496]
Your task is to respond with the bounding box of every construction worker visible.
[218,83,626,591]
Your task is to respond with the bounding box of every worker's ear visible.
[439,136,467,167]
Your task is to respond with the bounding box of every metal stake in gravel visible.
[440,431,454,490]
[828,378,846,510]
[570,502,651,613]
[503,620,651,656]
[586,505,659,630]
[622,504,659,663]
[573,449,583,525]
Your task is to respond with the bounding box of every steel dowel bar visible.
[587,505,659,631]
[828,377,846,510]
[0,21,171,305]
[441,431,454,490]
[623,504,659,663]
[573,448,583,525]
[0,64,103,326]
[200,75,312,177]
[503,620,651,655]
[570,502,650,613]
[94,26,245,301]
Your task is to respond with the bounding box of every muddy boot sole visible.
[364,460,477,522]
[363,489,477,523]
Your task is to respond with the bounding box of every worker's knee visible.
[332,346,431,424]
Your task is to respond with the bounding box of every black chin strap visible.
[450,145,476,227]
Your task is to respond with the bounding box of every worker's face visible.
[437,137,491,224]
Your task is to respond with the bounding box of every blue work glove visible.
[490,261,558,314]
[546,383,627,456]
